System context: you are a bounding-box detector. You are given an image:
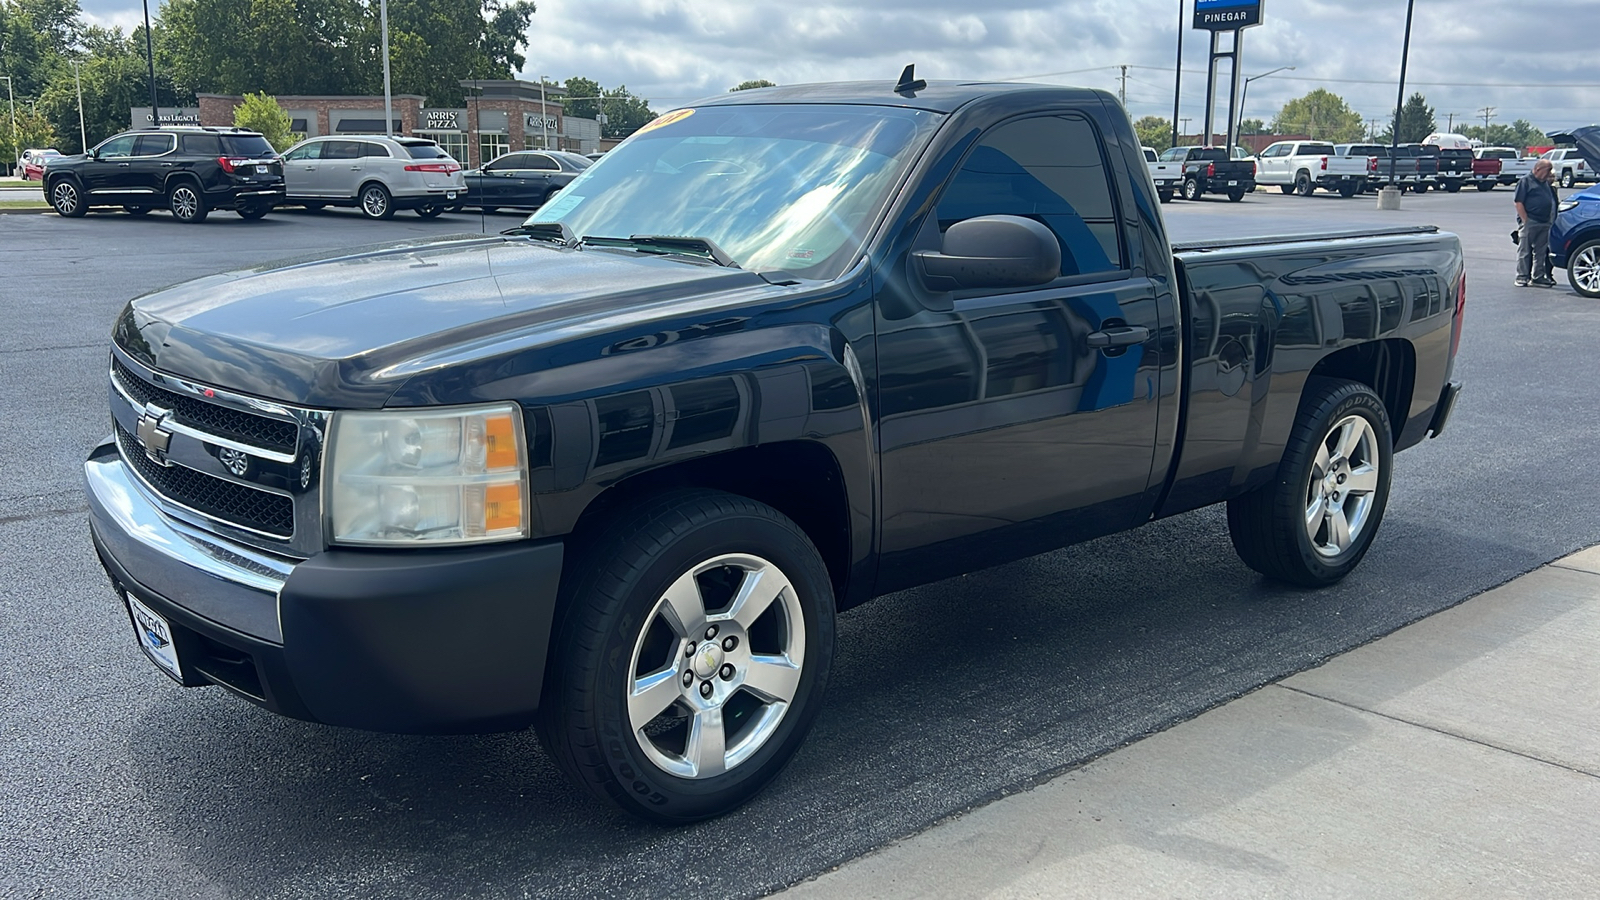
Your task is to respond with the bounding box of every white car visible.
[1254,140,1370,197]
[280,135,466,219]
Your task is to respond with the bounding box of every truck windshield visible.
[525,103,943,279]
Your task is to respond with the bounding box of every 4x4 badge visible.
[135,409,173,466]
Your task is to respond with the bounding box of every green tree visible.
[559,78,656,138]
[232,91,296,150]
[1394,92,1435,143]
[0,105,60,164]
[1464,119,1548,153]
[1271,88,1364,142]
[36,33,184,153]
[730,79,776,92]
[1239,117,1266,136]
[1133,115,1172,153]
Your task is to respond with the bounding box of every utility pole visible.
[1179,117,1192,143]
[1445,112,1459,132]
[1479,106,1496,132]
[380,0,393,136]
[140,0,159,126]
[1,77,15,169]
[541,75,551,150]
[1171,0,1184,149]
[1120,65,1128,105]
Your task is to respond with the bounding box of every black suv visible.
[44,127,284,223]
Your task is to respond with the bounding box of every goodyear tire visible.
[537,489,836,823]
[1227,378,1394,587]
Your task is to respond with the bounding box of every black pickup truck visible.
[86,77,1464,823]
[1168,145,1256,201]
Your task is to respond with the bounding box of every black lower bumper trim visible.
[1429,380,1462,438]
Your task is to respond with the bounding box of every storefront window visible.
[426,132,467,165]
[480,134,510,165]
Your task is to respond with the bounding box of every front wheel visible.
[538,490,835,823]
[1181,177,1202,201]
[1568,239,1600,298]
[358,183,395,220]
[50,180,86,217]
[1227,378,1393,586]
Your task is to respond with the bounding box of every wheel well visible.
[164,173,202,195]
[1307,339,1415,445]
[565,441,853,604]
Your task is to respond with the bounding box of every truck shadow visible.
[123,513,1564,899]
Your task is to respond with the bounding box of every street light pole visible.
[140,0,159,125]
[73,59,87,149]
[1237,65,1295,141]
[1,77,16,168]
[1171,0,1184,149]
[540,75,550,150]
[380,0,393,136]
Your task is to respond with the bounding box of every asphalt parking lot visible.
[2,187,1596,899]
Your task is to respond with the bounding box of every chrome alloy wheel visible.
[1571,243,1600,296]
[52,181,78,214]
[171,186,200,220]
[1304,414,1381,558]
[625,553,806,779]
[361,186,389,218]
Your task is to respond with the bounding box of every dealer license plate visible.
[1227,180,1238,186]
[446,191,457,200]
[127,594,183,681]
[255,165,269,174]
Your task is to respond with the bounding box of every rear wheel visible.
[1295,172,1314,196]
[1476,181,1495,192]
[1561,170,1576,189]
[168,182,208,223]
[1181,176,1202,201]
[1567,239,1600,298]
[537,489,836,823]
[50,180,86,217]
[1227,188,1245,202]
[1227,378,1393,586]
[358,183,395,220]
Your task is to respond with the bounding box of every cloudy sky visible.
[79,0,1599,134]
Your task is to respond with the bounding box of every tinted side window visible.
[935,115,1122,277]
[222,134,275,157]
[402,142,450,159]
[322,141,362,160]
[180,134,223,156]
[133,134,175,156]
[283,143,322,161]
[360,142,392,158]
[526,154,560,171]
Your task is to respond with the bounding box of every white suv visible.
[280,135,466,219]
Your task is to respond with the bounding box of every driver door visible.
[84,135,135,196]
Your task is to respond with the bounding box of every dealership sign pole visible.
[1193,0,1263,149]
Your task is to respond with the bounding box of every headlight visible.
[326,403,528,545]
[1559,199,1579,212]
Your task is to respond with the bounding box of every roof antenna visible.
[895,64,927,95]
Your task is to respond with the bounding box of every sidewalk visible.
[779,548,1600,898]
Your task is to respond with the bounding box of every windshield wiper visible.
[502,221,576,246]
[579,234,740,268]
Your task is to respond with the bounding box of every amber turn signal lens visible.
[484,483,523,532]
[485,414,519,470]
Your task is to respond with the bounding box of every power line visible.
[1121,64,1600,89]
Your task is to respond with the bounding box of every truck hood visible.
[114,235,772,408]
[1548,126,1600,167]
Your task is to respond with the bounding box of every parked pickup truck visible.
[1476,147,1533,187]
[1335,143,1388,191]
[1158,145,1254,201]
[85,77,1465,824]
[1256,140,1369,196]
[1397,144,1440,193]
[1144,145,1184,201]
[1430,147,1474,193]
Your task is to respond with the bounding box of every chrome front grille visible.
[109,353,329,557]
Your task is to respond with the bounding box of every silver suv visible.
[280,135,466,219]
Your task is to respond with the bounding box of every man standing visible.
[1514,159,1559,287]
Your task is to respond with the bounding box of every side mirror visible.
[912,215,1061,292]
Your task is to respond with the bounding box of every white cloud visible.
[74,0,1600,130]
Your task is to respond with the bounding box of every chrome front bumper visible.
[85,440,293,643]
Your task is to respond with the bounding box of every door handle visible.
[160,162,174,167]
[118,163,131,167]
[1086,325,1149,349]
[350,166,362,170]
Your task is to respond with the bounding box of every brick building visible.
[189,79,600,168]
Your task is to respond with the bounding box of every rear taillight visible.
[1370,157,1378,172]
[1206,162,1215,177]
[1320,156,1328,171]
[1248,161,1256,176]
[216,157,252,173]
[1451,270,1466,359]
[405,163,461,173]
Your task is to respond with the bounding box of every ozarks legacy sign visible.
[1194,0,1263,30]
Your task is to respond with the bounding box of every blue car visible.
[1549,126,1600,297]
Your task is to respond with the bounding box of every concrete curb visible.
[0,206,51,215]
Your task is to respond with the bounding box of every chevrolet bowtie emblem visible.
[136,408,173,466]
